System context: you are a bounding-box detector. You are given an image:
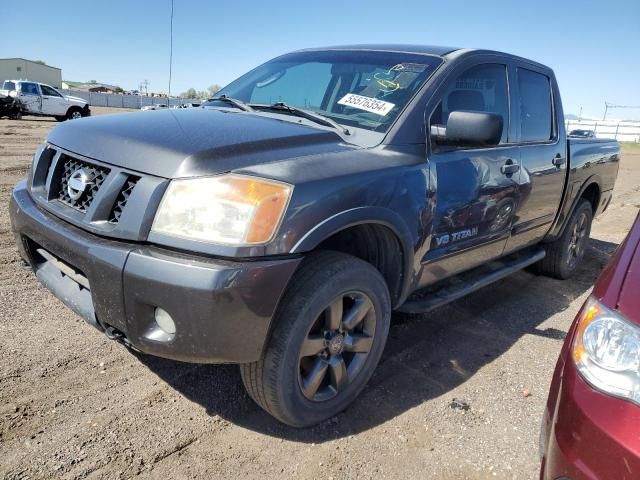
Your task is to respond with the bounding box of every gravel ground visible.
[1,108,638,479]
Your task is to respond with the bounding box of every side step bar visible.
[397,249,546,314]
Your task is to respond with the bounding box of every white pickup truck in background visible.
[1,80,90,121]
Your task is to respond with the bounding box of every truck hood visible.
[616,214,640,324]
[64,95,88,105]
[594,212,640,325]
[46,108,354,178]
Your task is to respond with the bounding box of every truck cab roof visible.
[296,44,551,71]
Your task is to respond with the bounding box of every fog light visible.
[154,308,176,335]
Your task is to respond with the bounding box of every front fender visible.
[291,206,415,303]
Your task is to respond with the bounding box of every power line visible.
[603,101,640,120]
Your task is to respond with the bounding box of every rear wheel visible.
[533,199,593,279]
[240,251,391,427]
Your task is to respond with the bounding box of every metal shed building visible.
[0,58,62,88]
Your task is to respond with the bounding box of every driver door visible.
[40,85,67,116]
[419,60,521,286]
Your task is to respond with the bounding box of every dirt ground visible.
[1,107,638,480]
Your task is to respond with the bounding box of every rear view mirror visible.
[431,110,503,147]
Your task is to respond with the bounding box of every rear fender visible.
[546,175,602,241]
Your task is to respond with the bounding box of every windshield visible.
[203,50,442,133]
[2,81,16,91]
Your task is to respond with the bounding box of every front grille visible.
[108,176,139,224]
[56,155,110,212]
[28,146,164,240]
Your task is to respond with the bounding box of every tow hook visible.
[104,325,123,340]
[103,324,141,353]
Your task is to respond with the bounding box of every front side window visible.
[430,63,510,144]
[517,68,553,142]
[204,50,443,133]
[40,85,62,97]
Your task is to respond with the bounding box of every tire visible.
[240,251,391,427]
[54,115,66,122]
[67,108,83,120]
[533,199,593,279]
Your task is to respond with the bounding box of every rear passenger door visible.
[504,64,566,253]
[17,82,42,114]
[420,59,521,285]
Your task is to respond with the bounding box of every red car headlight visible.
[573,296,640,404]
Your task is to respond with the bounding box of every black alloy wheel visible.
[298,291,376,402]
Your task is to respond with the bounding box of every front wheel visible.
[67,108,83,120]
[240,251,391,427]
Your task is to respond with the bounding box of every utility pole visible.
[168,0,174,106]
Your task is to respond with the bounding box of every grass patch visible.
[621,142,640,154]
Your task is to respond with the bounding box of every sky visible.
[3,0,640,120]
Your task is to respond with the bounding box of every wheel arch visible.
[66,105,83,117]
[291,207,415,308]
[550,175,602,241]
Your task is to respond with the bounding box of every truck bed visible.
[567,137,620,194]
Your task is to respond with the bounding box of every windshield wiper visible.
[251,102,350,135]
[207,95,254,112]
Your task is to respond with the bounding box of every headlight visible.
[572,296,640,404]
[151,174,293,246]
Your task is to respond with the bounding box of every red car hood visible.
[593,211,640,324]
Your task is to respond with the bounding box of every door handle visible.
[552,154,566,167]
[500,160,520,175]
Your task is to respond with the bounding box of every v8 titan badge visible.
[337,93,395,116]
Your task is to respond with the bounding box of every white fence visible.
[565,119,640,142]
[60,89,198,109]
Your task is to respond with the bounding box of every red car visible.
[541,211,640,480]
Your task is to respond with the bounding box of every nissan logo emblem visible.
[67,168,93,200]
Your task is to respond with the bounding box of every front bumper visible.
[10,179,301,363]
[541,354,640,479]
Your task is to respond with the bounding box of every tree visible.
[33,60,46,65]
[196,90,209,99]
[114,86,124,94]
[208,84,221,96]
[88,80,97,84]
[179,88,198,99]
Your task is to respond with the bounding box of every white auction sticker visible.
[337,93,395,116]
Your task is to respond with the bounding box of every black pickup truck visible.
[10,45,619,427]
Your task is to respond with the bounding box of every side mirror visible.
[431,110,503,147]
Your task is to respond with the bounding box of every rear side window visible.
[2,81,16,91]
[20,82,39,95]
[430,63,510,144]
[517,69,553,142]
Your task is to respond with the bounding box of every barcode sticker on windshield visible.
[338,94,395,116]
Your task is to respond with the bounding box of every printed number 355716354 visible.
[337,93,395,116]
